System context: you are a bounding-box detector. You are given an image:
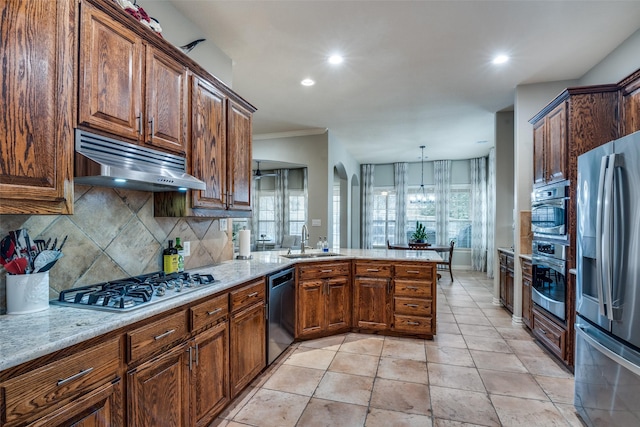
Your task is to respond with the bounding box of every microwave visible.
[531,180,569,240]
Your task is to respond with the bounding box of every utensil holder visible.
[6,271,50,314]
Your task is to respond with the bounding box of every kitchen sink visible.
[280,252,341,259]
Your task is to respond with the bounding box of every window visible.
[288,192,306,236]
[406,186,436,244]
[257,191,275,242]
[372,188,396,248]
[448,185,471,248]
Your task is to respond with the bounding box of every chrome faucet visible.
[301,224,309,253]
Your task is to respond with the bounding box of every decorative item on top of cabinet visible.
[0,0,75,214]
[296,262,351,339]
[521,257,533,329]
[78,0,188,156]
[353,261,393,331]
[619,68,640,137]
[153,74,256,218]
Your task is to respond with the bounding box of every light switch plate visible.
[183,241,191,257]
[220,218,228,231]
[311,219,321,226]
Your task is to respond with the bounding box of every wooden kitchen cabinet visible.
[226,100,253,212]
[0,0,75,214]
[229,279,266,398]
[127,341,191,427]
[532,103,567,186]
[392,263,436,336]
[532,306,567,361]
[296,262,351,338]
[353,261,393,331]
[619,69,640,137]
[499,251,514,314]
[521,257,533,329]
[78,0,187,155]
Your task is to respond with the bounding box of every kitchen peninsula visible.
[0,249,440,427]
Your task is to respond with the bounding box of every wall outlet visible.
[183,241,191,257]
[220,218,228,231]
[311,219,321,226]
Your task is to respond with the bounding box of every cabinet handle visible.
[407,321,420,326]
[405,304,419,308]
[57,368,94,386]
[407,270,420,274]
[228,192,234,207]
[187,346,193,371]
[366,268,379,272]
[136,115,142,135]
[539,328,547,335]
[195,343,199,366]
[207,308,222,316]
[248,292,259,298]
[406,286,419,290]
[149,117,155,138]
[321,269,333,273]
[154,329,176,341]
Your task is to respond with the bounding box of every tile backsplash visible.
[0,185,233,314]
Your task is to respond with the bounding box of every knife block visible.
[6,271,50,314]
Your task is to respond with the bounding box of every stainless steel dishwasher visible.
[267,267,295,364]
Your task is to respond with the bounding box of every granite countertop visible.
[497,247,514,255]
[519,253,532,261]
[0,248,441,372]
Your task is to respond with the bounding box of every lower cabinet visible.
[353,276,392,331]
[532,306,567,361]
[127,341,191,427]
[499,251,514,313]
[392,263,436,336]
[521,258,533,329]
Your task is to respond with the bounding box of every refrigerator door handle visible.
[602,154,616,321]
[595,155,608,317]
[576,322,640,377]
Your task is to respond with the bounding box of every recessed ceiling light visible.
[328,54,343,65]
[301,78,315,86]
[492,54,509,65]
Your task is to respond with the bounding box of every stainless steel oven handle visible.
[533,256,565,273]
[595,155,608,317]
[602,154,615,321]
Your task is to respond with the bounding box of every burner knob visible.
[175,282,183,292]
[165,280,174,290]
[156,286,166,296]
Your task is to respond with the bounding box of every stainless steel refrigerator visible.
[575,130,640,426]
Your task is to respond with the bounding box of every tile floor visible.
[212,271,583,427]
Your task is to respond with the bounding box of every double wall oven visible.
[531,180,569,321]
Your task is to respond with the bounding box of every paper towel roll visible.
[239,229,251,258]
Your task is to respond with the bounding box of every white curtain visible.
[394,162,408,245]
[471,157,488,271]
[434,160,451,246]
[275,169,288,246]
[361,164,375,249]
[250,177,259,249]
[486,148,496,278]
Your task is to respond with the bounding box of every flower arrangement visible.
[113,0,163,37]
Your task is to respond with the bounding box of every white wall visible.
[579,29,640,86]
[328,133,360,248]
[138,0,233,85]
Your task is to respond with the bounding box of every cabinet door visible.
[226,100,253,211]
[193,322,230,427]
[506,268,514,313]
[499,256,508,309]
[522,276,532,329]
[145,46,187,154]
[353,277,391,330]
[532,120,547,186]
[622,81,640,136]
[0,0,74,214]
[230,302,266,397]
[326,277,351,332]
[546,103,567,183]
[29,380,123,427]
[128,342,191,427]
[297,279,325,337]
[78,1,142,141]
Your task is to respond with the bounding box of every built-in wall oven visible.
[531,180,569,241]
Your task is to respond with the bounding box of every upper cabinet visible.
[226,101,253,212]
[78,1,187,155]
[532,103,567,186]
[619,69,640,137]
[0,0,76,214]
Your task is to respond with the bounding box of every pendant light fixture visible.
[409,145,427,204]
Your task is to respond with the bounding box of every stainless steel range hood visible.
[74,129,205,192]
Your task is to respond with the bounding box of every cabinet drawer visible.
[191,293,228,331]
[394,264,434,280]
[127,310,188,362]
[394,297,432,316]
[354,261,392,278]
[230,279,265,313]
[298,262,350,280]
[506,256,514,270]
[532,308,566,360]
[522,260,532,278]
[1,337,121,426]
[393,314,433,335]
[394,279,432,298]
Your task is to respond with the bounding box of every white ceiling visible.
[169,0,640,164]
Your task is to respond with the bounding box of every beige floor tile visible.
[314,371,374,406]
[470,350,527,373]
[554,403,588,427]
[370,378,431,415]
[377,357,429,384]
[458,323,503,339]
[464,335,512,353]
[436,321,462,335]
[262,364,325,396]
[365,408,433,427]
[518,355,573,378]
[490,394,569,426]
[430,385,500,426]
[506,339,548,357]
[487,316,516,328]
[496,326,535,341]
[535,375,575,404]
[296,398,368,427]
[437,312,457,323]
[426,345,475,367]
[382,337,427,361]
[449,306,484,316]
[233,389,309,427]
[329,351,380,377]
[478,369,549,400]
[426,332,468,349]
[427,362,485,392]
[447,299,479,308]
[340,334,385,356]
[218,386,258,420]
[437,304,453,314]
[298,333,347,351]
[454,314,493,326]
[433,419,490,427]
[283,347,336,370]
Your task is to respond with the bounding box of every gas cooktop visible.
[51,271,216,312]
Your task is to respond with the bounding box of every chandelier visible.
[410,145,427,204]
